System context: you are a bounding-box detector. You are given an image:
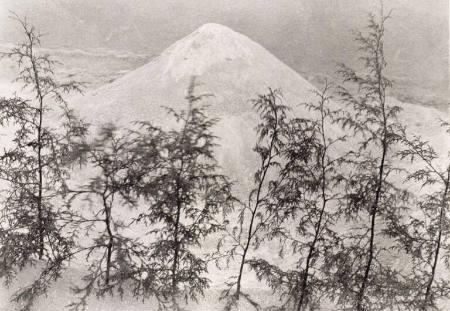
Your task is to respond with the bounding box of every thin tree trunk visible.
[28,36,45,260]
[171,92,191,302]
[424,171,450,306]
[356,132,387,311]
[236,118,277,298]
[356,89,387,311]
[235,202,256,297]
[356,145,386,311]
[172,195,182,295]
[172,164,184,299]
[37,96,44,259]
[297,102,329,311]
[297,197,327,311]
[103,195,114,285]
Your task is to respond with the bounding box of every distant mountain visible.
[71,22,326,195]
[71,23,447,195]
[73,23,318,121]
[1,0,448,93]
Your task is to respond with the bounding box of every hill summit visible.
[71,23,445,194]
[72,23,324,193]
[73,22,317,124]
[162,23,257,80]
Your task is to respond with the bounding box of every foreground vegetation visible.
[0,6,449,311]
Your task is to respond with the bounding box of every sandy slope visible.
[70,23,341,197]
[1,23,448,311]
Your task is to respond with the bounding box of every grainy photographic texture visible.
[0,1,449,311]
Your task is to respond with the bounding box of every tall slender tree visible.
[135,77,235,309]
[327,5,412,311]
[213,88,289,310]
[0,14,88,309]
[63,124,167,311]
[397,120,450,310]
[247,82,347,311]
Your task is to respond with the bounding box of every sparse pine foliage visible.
[327,6,414,311]
[0,14,88,310]
[213,88,289,310]
[0,7,449,311]
[396,120,450,310]
[63,125,166,310]
[247,82,347,311]
[135,77,235,309]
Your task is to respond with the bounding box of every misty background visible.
[0,2,449,311]
[0,0,448,107]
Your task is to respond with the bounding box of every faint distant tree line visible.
[0,4,449,311]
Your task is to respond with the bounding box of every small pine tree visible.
[135,77,235,309]
[397,120,450,310]
[213,88,290,310]
[328,5,413,311]
[64,124,167,311]
[0,14,88,310]
[247,82,347,311]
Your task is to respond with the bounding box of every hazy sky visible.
[0,0,448,90]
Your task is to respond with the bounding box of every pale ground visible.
[0,23,448,311]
